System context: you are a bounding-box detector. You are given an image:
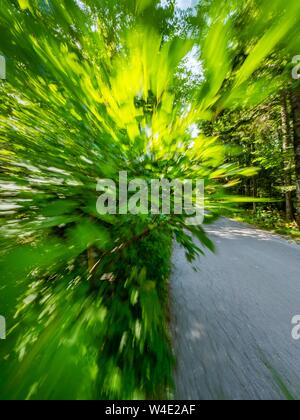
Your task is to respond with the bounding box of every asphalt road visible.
[170,218,300,400]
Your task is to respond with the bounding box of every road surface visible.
[171,218,300,400]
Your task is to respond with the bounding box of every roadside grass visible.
[231,209,300,242]
[261,355,297,401]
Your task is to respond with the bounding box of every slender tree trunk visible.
[281,91,293,221]
[252,177,257,213]
[291,87,300,227]
[250,142,257,213]
[245,179,250,197]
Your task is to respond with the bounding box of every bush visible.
[94,230,174,400]
[235,207,300,240]
[0,229,174,400]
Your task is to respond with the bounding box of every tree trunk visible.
[245,179,250,197]
[291,87,300,227]
[281,91,293,221]
[252,177,257,213]
[250,142,257,213]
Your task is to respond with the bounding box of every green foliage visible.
[1,0,300,400]
[0,229,174,400]
[234,208,300,241]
